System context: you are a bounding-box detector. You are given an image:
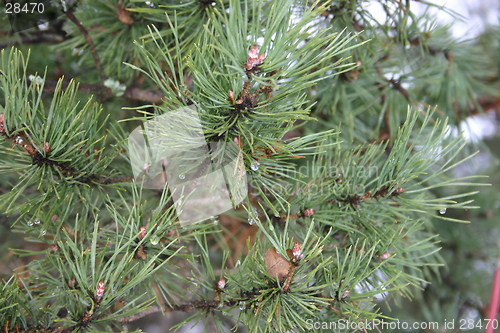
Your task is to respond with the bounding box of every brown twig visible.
[64,10,106,82]
[387,78,410,102]
[375,68,412,141]
[327,185,406,208]
[115,306,162,323]
[116,299,240,323]
[98,176,134,185]
[123,86,164,104]
[42,80,107,96]
[473,97,500,117]
[0,31,66,49]
[42,80,165,104]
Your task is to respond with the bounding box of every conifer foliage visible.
[0,0,497,332]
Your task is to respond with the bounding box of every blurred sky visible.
[413,0,500,38]
[365,0,500,39]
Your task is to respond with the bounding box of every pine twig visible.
[387,78,410,102]
[42,80,165,104]
[64,10,107,82]
[0,31,66,49]
[98,176,134,185]
[115,299,240,323]
[123,86,164,104]
[115,306,161,323]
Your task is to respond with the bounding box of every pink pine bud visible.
[96,281,105,302]
[292,242,303,261]
[229,90,235,102]
[341,289,350,299]
[245,45,266,70]
[44,142,51,153]
[302,208,316,217]
[378,252,392,260]
[394,187,405,194]
[0,113,4,133]
[139,226,146,239]
[217,277,226,290]
[248,44,259,59]
[50,244,59,253]
[68,278,76,288]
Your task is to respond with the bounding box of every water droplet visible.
[40,230,46,236]
[439,208,447,214]
[150,237,159,245]
[33,219,41,225]
[250,161,259,171]
[179,174,186,180]
[235,260,241,266]
[27,221,33,226]
[239,301,246,310]
[213,219,219,225]
[248,218,255,225]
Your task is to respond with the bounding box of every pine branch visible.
[0,1,497,332]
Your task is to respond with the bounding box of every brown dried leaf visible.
[265,248,291,281]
